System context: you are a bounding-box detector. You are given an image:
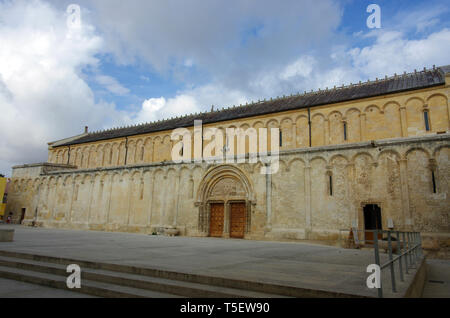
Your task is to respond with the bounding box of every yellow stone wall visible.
[6,75,450,257]
[48,84,450,170]
[7,135,450,257]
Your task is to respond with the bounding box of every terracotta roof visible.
[57,66,448,147]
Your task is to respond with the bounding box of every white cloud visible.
[349,29,450,78]
[0,0,129,175]
[280,56,316,80]
[95,75,130,95]
[135,84,249,124]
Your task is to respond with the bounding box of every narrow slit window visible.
[424,110,430,131]
[279,131,283,147]
[329,175,333,196]
[180,143,184,157]
[431,171,437,193]
[343,122,347,141]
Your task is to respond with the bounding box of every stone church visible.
[6,65,450,256]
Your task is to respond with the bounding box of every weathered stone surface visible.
[0,229,14,242]
[5,71,450,256]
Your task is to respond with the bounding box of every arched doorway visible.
[196,165,255,238]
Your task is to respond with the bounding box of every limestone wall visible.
[7,134,450,255]
[48,85,450,170]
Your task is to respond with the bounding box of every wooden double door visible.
[209,202,246,239]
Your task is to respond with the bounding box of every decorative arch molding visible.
[327,110,344,120]
[432,145,450,158]
[364,104,383,114]
[376,149,402,162]
[195,164,255,236]
[405,147,431,160]
[351,151,375,164]
[427,93,448,102]
[345,107,361,117]
[405,96,425,105]
[196,165,255,204]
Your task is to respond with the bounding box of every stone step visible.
[0,250,336,297]
[0,265,179,298]
[0,255,285,298]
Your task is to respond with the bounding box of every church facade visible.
[6,66,450,256]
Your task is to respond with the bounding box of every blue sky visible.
[84,0,450,114]
[0,0,449,175]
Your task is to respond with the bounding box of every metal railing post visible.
[387,231,397,293]
[396,231,404,282]
[410,232,416,268]
[373,229,383,298]
[415,232,420,261]
[402,232,409,274]
[418,232,423,257]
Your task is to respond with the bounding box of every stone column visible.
[68,178,76,224]
[146,172,155,229]
[105,175,113,226]
[399,107,408,137]
[346,163,356,227]
[86,178,95,227]
[265,164,272,231]
[206,203,211,235]
[304,165,312,236]
[125,174,134,227]
[324,118,330,145]
[359,113,366,141]
[291,123,297,148]
[173,171,181,227]
[224,201,230,238]
[399,159,412,230]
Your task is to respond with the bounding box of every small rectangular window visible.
[424,111,430,131]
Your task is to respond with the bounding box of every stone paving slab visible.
[0,225,410,297]
[0,277,94,298]
[422,259,450,298]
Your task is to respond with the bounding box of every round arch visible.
[195,165,255,238]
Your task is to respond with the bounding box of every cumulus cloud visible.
[133,24,450,124]
[349,28,450,78]
[1,0,449,176]
[0,0,129,175]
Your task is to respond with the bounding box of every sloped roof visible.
[57,65,448,147]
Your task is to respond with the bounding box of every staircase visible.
[0,250,297,298]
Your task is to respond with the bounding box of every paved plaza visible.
[0,225,434,297]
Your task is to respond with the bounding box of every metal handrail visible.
[339,228,423,298]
